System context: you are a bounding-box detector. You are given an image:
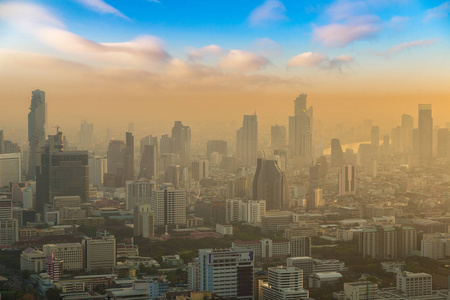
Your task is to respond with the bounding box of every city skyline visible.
[0,0,449,131]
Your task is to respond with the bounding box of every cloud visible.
[75,0,129,19]
[251,38,282,58]
[218,50,269,72]
[147,0,161,3]
[248,0,287,26]
[376,39,438,57]
[187,45,226,61]
[424,1,450,21]
[385,16,409,30]
[288,52,328,67]
[288,52,354,72]
[0,2,169,67]
[313,15,381,47]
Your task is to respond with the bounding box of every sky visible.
[0,0,449,137]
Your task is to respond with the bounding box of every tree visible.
[45,287,63,300]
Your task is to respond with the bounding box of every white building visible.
[23,187,33,209]
[344,281,378,300]
[421,235,447,259]
[198,248,254,299]
[83,236,116,271]
[187,259,199,292]
[151,184,186,229]
[226,199,266,224]
[396,271,432,297]
[232,238,290,261]
[308,272,342,288]
[0,198,12,219]
[337,228,354,241]
[125,179,155,210]
[0,219,18,246]
[20,247,46,273]
[133,204,154,238]
[0,153,21,187]
[216,224,233,235]
[43,243,83,271]
[261,266,309,300]
[88,155,107,187]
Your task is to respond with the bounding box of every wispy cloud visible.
[376,39,438,57]
[424,1,450,21]
[75,0,129,19]
[187,45,225,61]
[248,0,287,26]
[251,38,282,58]
[288,51,354,72]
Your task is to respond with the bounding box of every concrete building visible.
[27,89,47,179]
[43,243,83,271]
[290,236,312,258]
[289,93,313,167]
[0,153,21,187]
[125,179,155,210]
[20,247,46,273]
[344,281,378,300]
[261,266,309,300]
[198,248,254,299]
[338,165,356,196]
[133,204,154,238]
[308,272,342,288]
[396,271,432,297]
[83,236,116,271]
[236,114,258,167]
[151,184,186,229]
[187,259,199,292]
[216,223,233,235]
[287,257,314,279]
[88,155,107,187]
[233,238,291,261]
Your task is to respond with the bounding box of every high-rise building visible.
[271,125,286,149]
[187,259,200,292]
[0,199,12,220]
[126,179,155,210]
[124,132,135,182]
[165,165,180,187]
[107,140,126,175]
[172,121,191,166]
[140,135,158,156]
[207,140,227,160]
[140,144,157,180]
[36,131,89,212]
[79,120,93,148]
[0,130,4,154]
[88,155,107,187]
[0,153,21,187]
[43,243,83,271]
[287,257,314,279]
[83,236,116,271]
[151,184,186,229]
[418,104,433,161]
[338,165,355,196]
[46,253,63,282]
[191,160,209,181]
[331,138,344,167]
[261,266,309,300]
[23,187,33,209]
[133,204,154,238]
[160,134,175,154]
[253,158,290,210]
[402,114,414,153]
[28,89,47,179]
[371,126,380,152]
[290,236,312,257]
[237,114,258,167]
[289,94,312,166]
[437,128,449,158]
[198,248,254,299]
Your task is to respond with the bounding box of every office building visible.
[151,184,186,229]
[198,248,254,299]
[140,135,158,156]
[271,124,286,149]
[125,179,155,210]
[20,247,47,273]
[133,204,154,238]
[165,165,180,187]
[0,218,19,246]
[43,243,83,271]
[191,160,209,181]
[206,140,227,159]
[253,158,290,210]
[107,140,126,176]
[172,121,191,166]
[123,132,134,181]
[331,138,344,167]
[0,153,21,187]
[289,93,312,167]
[344,281,378,300]
[79,120,93,148]
[88,155,107,187]
[83,236,116,271]
[338,164,356,196]
[47,253,63,282]
[140,144,157,180]
[290,236,312,258]
[396,271,432,297]
[28,89,47,179]
[0,198,12,220]
[187,260,199,292]
[287,257,314,279]
[237,114,258,167]
[23,186,33,209]
[261,266,309,300]
[418,104,433,161]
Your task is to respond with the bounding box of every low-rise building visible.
[20,247,46,273]
[396,271,432,297]
[216,224,233,235]
[344,281,378,300]
[308,272,342,288]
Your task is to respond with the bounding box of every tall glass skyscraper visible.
[27,90,46,179]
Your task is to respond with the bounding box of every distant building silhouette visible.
[236,114,258,167]
[289,93,312,167]
[331,138,344,167]
[28,90,47,179]
[418,104,433,161]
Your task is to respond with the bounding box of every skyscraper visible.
[88,155,107,187]
[331,138,344,167]
[418,104,433,161]
[289,93,312,167]
[79,120,93,148]
[271,124,286,149]
[371,126,380,152]
[253,158,290,210]
[27,89,47,179]
[338,164,355,196]
[124,132,134,181]
[437,128,449,158]
[236,114,258,167]
[107,140,126,175]
[126,179,155,210]
[140,144,157,180]
[151,184,186,229]
[402,114,414,153]
[171,121,191,166]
